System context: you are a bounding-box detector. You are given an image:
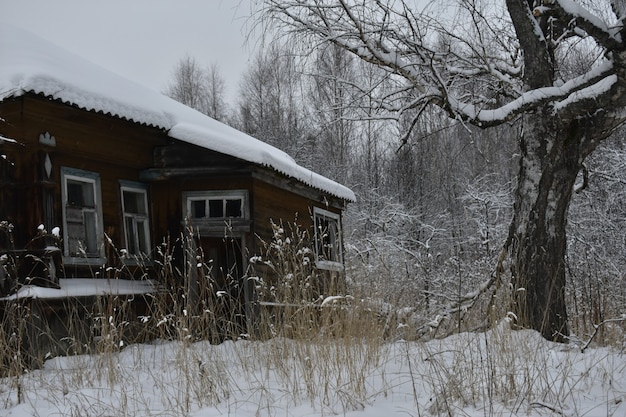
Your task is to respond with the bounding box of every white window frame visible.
[61,167,104,263]
[120,181,151,258]
[183,190,249,222]
[313,207,344,271]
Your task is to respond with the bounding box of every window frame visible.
[313,207,344,272]
[183,190,249,221]
[61,167,105,264]
[120,181,151,258]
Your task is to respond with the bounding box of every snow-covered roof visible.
[0,24,355,202]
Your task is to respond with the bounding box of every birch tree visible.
[262,0,626,341]
[308,44,358,179]
[237,43,307,157]
[166,56,229,122]
[205,62,228,122]
[165,55,207,112]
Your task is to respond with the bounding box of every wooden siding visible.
[251,174,342,245]
[150,175,254,240]
[1,92,351,347]
[1,95,167,254]
[1,94,347,283]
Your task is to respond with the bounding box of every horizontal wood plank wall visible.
[253,178,311,235]
[1,94,347,279]
[2,95,168,251]
[249,177,345,297]
[150,175,254,242]
[1,98,38,244]
[251,177,343,252]
[21,96,164,167]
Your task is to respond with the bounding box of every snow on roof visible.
[0,24,356,202]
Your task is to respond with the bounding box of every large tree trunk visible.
[510,115,596,342]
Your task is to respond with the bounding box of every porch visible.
[0,278,161,372]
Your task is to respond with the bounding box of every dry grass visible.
[0,223,623,416]
[0,295,624,416]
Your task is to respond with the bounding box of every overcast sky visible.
[1,0,256,105]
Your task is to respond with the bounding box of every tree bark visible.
[510,115,596,342]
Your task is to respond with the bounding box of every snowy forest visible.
[1,1,626,416]
[164,1,626,346]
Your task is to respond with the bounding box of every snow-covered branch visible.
[546,0,623,50]
[579,315,626,353]
[264,0,626,129]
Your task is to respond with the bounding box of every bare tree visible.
[205,62,228,122]
[165,56,229,122]
[236,43,308,157]
[262,0,626,341]
[566,133,626,342]
[307,44,357,179]
[165,55,208,112]
[352,60,391,191]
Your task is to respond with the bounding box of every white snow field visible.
[0,322,623,417]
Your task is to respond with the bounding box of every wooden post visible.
[183,223,199,317]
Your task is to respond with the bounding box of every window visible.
[313,207,343,271]
[61,167,103,259]
[184,190,248,221]
[121,183,151,256]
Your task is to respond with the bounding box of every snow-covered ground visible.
[0,322,623,417]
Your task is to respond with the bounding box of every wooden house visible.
[0,25,355,352]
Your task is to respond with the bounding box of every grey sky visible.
[1,0,255,105]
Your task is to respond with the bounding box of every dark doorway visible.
[198,236,245,338]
